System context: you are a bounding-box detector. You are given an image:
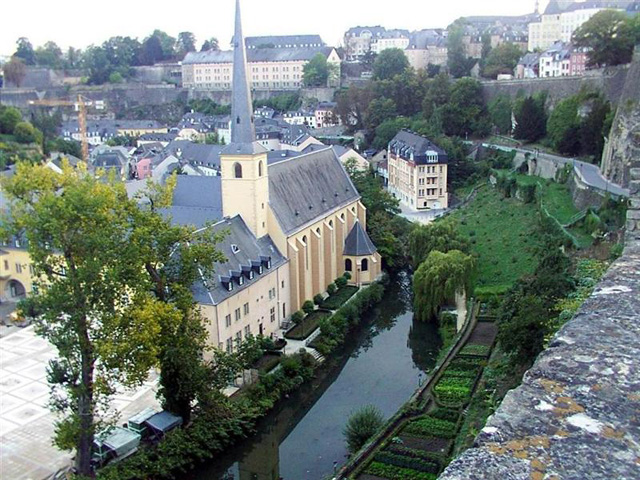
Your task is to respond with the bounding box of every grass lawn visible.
[449,186,541,295]
[284,309,332,340]
[320,286,359,310]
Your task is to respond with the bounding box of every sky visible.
[0,0,550,56]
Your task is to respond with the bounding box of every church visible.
[168,0,381,352]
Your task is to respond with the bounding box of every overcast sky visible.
[1,0,548,56]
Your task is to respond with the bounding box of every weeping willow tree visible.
[408,219,469,268]
[413,249,476,323]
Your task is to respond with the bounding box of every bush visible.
[291,311,304,325]
[335,276,348,288]
[313,294,324,306]
[302,300,315,315]
[344,405,385,454]
[13,122,40,144]
[327,282,337,295]
[0,107,22,134]
[343,271,352,280]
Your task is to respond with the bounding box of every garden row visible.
[284,273,359,341]
[357,321,496,480]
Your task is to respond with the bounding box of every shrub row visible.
[459,343,491,357]
[364,461,437,480]
[403,415,458,439]
[374,451,439,474]
[310,280,386,356]
[320,285,359,310]
[428,408,460,423]
[98,351,317,480]
[385,443,445,467]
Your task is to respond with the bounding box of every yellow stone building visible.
[0,238,33,304]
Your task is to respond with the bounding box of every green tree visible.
[303,53,330,86]
[573,10,638,67]
[513,96,546,142]
[335,84,375,130]
[413,249,475,322]
[302,300,315,315]
[13,121,41,144]
[343,405,384,453]
[440,78,491,138]
[408,220,469,268]
[372,116,411,150]
[35,41,63,68]
[201,37,220,52]
[14,37,35,65]
[0,163,170,476]
[447,22,475,78]
[0,106,22,134]
[151,29,178,60]
[139,35,164,65]
[30,110,62,155]
[488,94,513,134]
[2,57,27,88]
[365,97,397,131]
[580,94,610,160]
[372,48,410,80]
[482,43,522,79]
[176,32,197,57]
[547,95,581,154]
[422,72,451,118]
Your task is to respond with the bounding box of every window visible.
[225,314,232,327]
[345,258,353,272]
[269,288,275,300]
[3,260,8,270]
[235,331,242,345]
[233,162,243,178]
[270,307,276,323]
[281,280,285,288]
[258,160,264,177]
[235,308,241,321]
[243,302,250,315]
[15,263,22,274]
[362,258,369,272]
[226,338,233,353]
[244,325,251,338]
[283,303,286,318]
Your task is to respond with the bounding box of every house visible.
[46,152,83,174]
[387,130,449,210]
[404,29,448,71]
[516,52,541,79]
[254,106,277,119]
[314,102,340,128]
[331,145,369,171]
[370,29,411,55]
[153,0,381,353]
[539,42,572,77]
[343,26,387,62]
[114,120,168,138]
[282,110,316,128]
[137,133,178,148]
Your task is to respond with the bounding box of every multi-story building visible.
[387,130,449,211]
[528,0,631,51]
[370,30,411,54]
[405,30,448,70]
[245,35,324,50]
[282,110,316,127]
[61,120,167,146]
[343,26,386,62]
[516,52,541,78]
[539,41,573,77]
[314,102,340,128]
[182,47,341,90]
[570,47,588,76]
[0,236,34,304]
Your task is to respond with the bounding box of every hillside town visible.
[1,1,639,480]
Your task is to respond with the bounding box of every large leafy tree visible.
[3,57,27,88]
[372,48,410,80]
[303,53,330,87]
[488,94,513,135]
[13,37,36,65]
[365,97,397,132]
[0,163,170,475]
[413,249,475,322]
[447,22,475,78]
[513,95,547,142]
[482,43,522,79]
[408,220,469,268]
[176,32,197,58]
[335,84,376,130]
[440,78,491,138]
[201,37,220,52]
[35,41,63,68]
[573,10,639,67]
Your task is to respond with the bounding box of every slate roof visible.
[345,26,386,37]
[408,30,447,49]
[139,133,178,142]
[162,175,223,228]
[344,221,377,256]
[164,140,223,169]
[518,52,542,67]
[389,130,448,165]
[268,147,360,235]
[267,149,304,165]
[191,215,287,305]
[245,35,324,49]
[183,47,335,65]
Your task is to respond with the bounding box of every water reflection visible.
[184,272,440,480]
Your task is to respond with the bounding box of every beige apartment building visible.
[0,238,34,304]
[387,130,449,211]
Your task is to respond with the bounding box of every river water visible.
[185,271,441,480]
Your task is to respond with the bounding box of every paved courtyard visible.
[0,326,160,480]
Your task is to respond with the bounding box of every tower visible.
[221,0,269,238]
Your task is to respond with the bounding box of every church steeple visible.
[231,0,255,144]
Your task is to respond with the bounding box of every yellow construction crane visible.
[29,95,93,163]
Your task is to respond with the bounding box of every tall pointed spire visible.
[231,0,256,144]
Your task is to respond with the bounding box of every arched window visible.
[258,160,264,177]
[340,213,345,221]
[302,236,309,270]
[316,227,321,235]
[361,258,369,272]
[345,259,353,272]
[234,162,243,178]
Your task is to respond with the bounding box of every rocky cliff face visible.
[601,47,640,188]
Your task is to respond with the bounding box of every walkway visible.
[481,142,630,198]
[0,326,161,480]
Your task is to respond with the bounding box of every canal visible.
[185,272,441,480]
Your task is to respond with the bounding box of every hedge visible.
[384,443,445,467]
[374,451,440,474]
[320,285,359,310]
[364,461,438,480]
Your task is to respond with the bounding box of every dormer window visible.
[231,244,240,254]
[227,282,234,292]
[239,276,244,286]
